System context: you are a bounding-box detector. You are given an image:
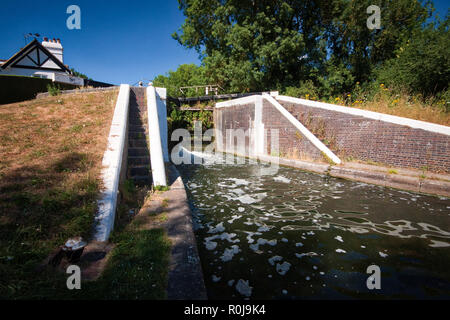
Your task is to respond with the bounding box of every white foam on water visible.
[238,207,245,212]
[274,176,291,183]
[208,222,225,234]
[281,238,289,243]
[205,241,217,251]
[282,289,288,295]
[212,275,221,282]
[295,252,318,259]
[336,249,346,254]
[236,279,252,297]
[225,178,251,186]
[250,238,277,252]
[230,188,245,195]
[335,236,344,243]
[429,240,450,248]
[276,261,291,276]
[228,215,242,224]
[220,245,241,262]
[379,252,388,258]
[268,256,283,266]
[296,242,304,247]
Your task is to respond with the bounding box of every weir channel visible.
[176,153,450,299]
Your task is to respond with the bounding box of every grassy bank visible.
[0,91,117,299]
[285,84,449,126]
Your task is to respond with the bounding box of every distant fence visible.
[0,75,79,105]
[84,79,114,88]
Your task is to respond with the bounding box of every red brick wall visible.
[280,101,450,173]
[215,101,324,162]
[262,100,323,161]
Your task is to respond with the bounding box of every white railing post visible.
[147,85,168,186]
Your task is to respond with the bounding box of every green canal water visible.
[177,154,450,299]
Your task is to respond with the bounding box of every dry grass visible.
[0,90,118,299]
[346,92,449,126]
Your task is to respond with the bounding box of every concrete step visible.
[128,125,146,132]
[132,175,152,186]
[128,147,150,157]
[128,139,148,148]
[129,166,150,176]
[129,131,147,140]
[128,156,150,166]
[128,110,145,119]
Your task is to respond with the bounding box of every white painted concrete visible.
[254,96,265,155]
[216,95,258,108]
[93,84,130,242]
[277,95,450,136]
[147,86,167,186]
[155,87,169,162]
[263,94,341,164]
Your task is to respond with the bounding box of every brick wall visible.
[280,101,450,173]
[262,100,323,161]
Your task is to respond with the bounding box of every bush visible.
[284,80,319,99]
[47,83,61,96]
[376,20,449,98]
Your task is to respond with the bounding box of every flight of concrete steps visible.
[127,87,152,186]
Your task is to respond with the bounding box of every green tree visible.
[376,14,450,97]
[153,63,207,97]
[173,0,436,95]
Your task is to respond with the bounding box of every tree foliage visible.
[164,0,448,99]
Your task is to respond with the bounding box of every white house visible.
[0,37,84,86]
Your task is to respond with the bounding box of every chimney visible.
[42,37,64,63]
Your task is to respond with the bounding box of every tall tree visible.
[173,0,439,95]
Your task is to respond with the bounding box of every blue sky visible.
[0,0,200,85]
[0,0,448,85]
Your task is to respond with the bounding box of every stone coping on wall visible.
[276,95,450,136]
[141,164,207,300]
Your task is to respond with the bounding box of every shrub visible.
[47,83,61,96]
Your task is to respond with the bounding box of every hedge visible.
[0,75,80,105]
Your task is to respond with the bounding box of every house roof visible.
[1,38,71,74]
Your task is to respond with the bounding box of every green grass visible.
[0,91,118,299]
[81,228,170,299]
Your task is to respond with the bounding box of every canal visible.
[177,154,450,299]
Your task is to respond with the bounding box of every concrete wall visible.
[93,84,130,242]
[277,96,450,173]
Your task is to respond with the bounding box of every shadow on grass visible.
[0,152,99,299]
